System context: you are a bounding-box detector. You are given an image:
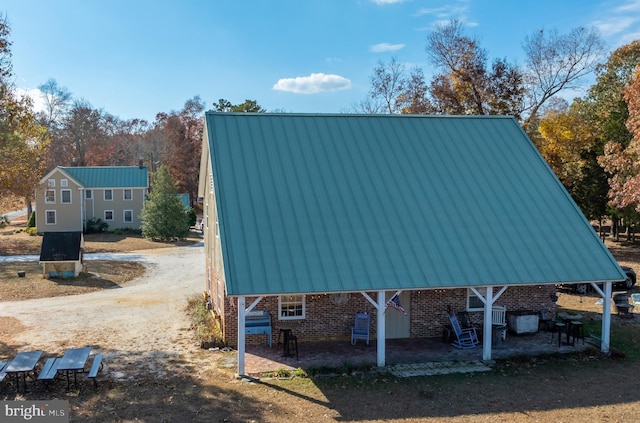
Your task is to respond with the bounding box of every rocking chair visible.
[448,313,479,349]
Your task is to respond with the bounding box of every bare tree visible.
[369,57,407,114]
[37,78,72,129]
[521,26,605,133]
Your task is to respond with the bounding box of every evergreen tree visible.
[141,166,190,241]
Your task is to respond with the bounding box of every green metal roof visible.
[205,113,626,296]
[60,166,149,188]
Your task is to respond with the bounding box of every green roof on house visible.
[60,166,149,188]
[205,112,626,297]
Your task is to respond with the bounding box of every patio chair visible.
[492,305,507,340]
[448,313,479,349]
[351,312,370,345]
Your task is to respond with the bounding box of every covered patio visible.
[242,329,594,376]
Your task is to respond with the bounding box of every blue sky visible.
[2,0,640,122]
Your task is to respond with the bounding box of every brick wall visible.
[220,285,558,348]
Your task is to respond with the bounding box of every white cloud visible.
[16,87,46,114]
[592,0,640,42]
[369,43,405,53]
[273,73,352,94]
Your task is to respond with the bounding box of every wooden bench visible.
[245,311,272,347]
[87,354,103,388]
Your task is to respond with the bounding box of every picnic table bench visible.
[245,310,272,347]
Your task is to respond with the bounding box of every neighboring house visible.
[198,113,626,375]
[39,231,84,278]
[35,165,149,232]
[177,193,190,210]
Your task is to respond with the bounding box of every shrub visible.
[84,218,108,234]
[26,227,37,236]
[26,211,36,229]
[187,207,197,227]
[186,295,222,347]
[0,214,8,229]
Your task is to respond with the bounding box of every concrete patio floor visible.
[242,327,596,376]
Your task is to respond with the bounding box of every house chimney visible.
[138,158,144,168]
[71,158,77,167]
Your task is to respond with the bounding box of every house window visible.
[47,179,55,188]
[279,295,306,320]
[85,190,92,199]
[104,210,114,221]
[45,210,56,225]
[61,189,72,204]
[123,209,133,223]
[60,179,68,187]
[45,190,55,204]
[104,189,113,201]
[123,189,132,200]
[467,288,486,311]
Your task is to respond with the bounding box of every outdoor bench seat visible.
[87,354,103,388]
[37,357,59,381]
[245,311,272,347]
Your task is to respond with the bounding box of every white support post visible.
[377,291,386,367]
[482,286,494,360]
[601,281,612,353]
[237,296,246,377]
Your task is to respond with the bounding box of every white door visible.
[385,291,410,339]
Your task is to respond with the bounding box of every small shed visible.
[39,231,84,278]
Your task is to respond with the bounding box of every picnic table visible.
[57,347,91,389]
[2,350,43,392]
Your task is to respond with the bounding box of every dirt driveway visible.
[0,245,206,381]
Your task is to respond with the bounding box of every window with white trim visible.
[123,189,132,200]
[278,295,306,320]
[104,210,114,221]
[45,190,55,204]
[60,179,68,187]
[467,287,486,311]
[45,210,56,225]
[61,189,72,204]
[104,189,113,201]
[47,179,55,188]
[85,189,92,199]
[123,209,133,223]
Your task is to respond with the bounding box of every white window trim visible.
[85,189,92,199]
[60,179,68,187]
[45,210,56,225]
[467,287,486,312]
[123,209,133,223]
[278,295,306,320]
[104,189,113,201]
[104,210,114,221]
[61,189,72,204]
[44,189,55,204]
[123,189,132,201]
[47,179,55,188]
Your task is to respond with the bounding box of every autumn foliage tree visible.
[600,65,640,211]
[0,14,48,212]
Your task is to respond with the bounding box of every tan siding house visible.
[36,165,149,232]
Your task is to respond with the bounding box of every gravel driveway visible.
[1,245,205,381]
